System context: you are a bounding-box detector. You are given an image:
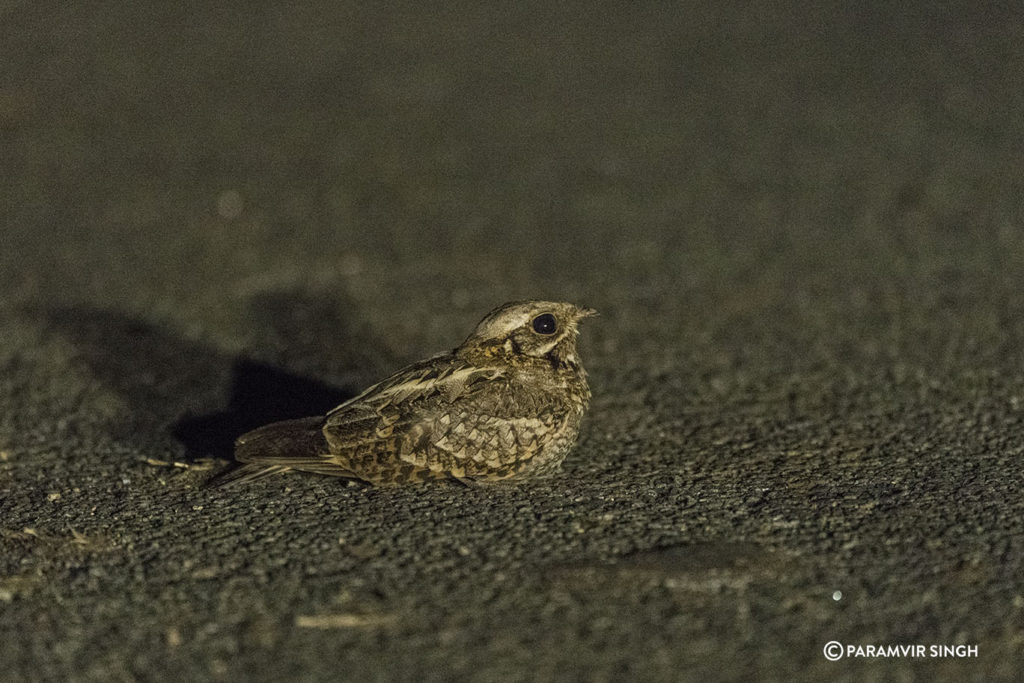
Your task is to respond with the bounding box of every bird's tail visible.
[206,463,293,488]
[207,416,329,488]
[235,416,327,461]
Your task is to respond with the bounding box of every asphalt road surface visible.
[2,2,1023,681]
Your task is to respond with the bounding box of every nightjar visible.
[214,300,595,487]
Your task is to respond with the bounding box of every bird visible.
[211,300,596,487]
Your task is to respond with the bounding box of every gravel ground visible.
[2,2,1023,681]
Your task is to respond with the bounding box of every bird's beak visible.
[576,307,599,320]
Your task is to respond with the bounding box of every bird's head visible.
[460,300,597,369]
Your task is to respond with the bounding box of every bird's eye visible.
[531,313,557,335]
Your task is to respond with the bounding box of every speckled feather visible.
[214,300,594,487]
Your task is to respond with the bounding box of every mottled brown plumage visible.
[214,300,595,487]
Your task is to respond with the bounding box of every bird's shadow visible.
[37,290,393,462]
[171,359,353,461]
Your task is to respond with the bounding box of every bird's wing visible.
[366,362,562,477]
[325,354,496,419]
[323,356,505,454]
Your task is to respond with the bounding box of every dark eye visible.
[531,313,557,335]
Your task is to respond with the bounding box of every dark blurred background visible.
[2,3,1023,681]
